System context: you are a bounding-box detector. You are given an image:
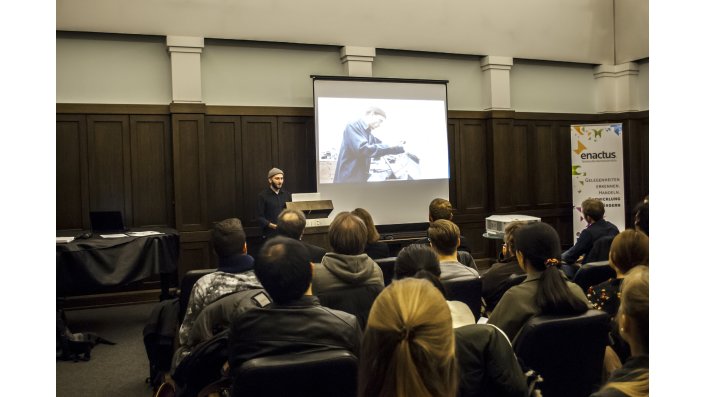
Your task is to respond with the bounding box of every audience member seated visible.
[591,266,648,397]
[481,221,527,312]
[276,208,326,262]
[428,219,480,281]
[179,218,262,348]
[351,207,390,259]
[414,197,471,252]
[633,196,649,236]
[394,244,475,327]
[587,229,648,363]
[228,236,362,376]
[312,212,385,329]
[488,222,590,341]
[562,198,620,266]
[358,278,459,397]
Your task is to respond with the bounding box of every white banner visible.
[570,124,625,243]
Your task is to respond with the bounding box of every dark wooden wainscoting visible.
[57,104,648,305]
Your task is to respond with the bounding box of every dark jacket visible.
[302,241,327,263]
[256,187,292,237]
[455,324,527,397]
[364,241,390,260]
[562,219,619,264]
[590,355,648,397]
[481,257,525,312]
[228,296,362,371]
[333,119,404,183]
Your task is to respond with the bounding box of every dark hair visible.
[277,209,306,239]
[212,218,246,257]
[365,106,387,118]
[351,208,381,243]
[428,198,453,221]
[633,198,649,236]
[328,212,368,255]
[514,222,587,315]
[581,198,605,222]
[255,236,312,303]
[428,219,460,256]
[503,221,527,256]
[395,244,441,279]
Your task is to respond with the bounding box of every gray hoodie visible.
[312,252,384,294]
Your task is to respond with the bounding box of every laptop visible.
[89,211,128,233]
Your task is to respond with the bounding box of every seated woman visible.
[351,208,390,259]
[481,221,527,313]
[587,229,648,362]
[591,266,648,397]
[488,222,590,342]
[358,278,459,397]
[394,245,527,397]
[395,244,475,327]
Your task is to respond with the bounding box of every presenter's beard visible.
[271,181,282,190]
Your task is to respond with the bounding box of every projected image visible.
[318,98,448,184]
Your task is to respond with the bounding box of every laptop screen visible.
[89,211,126,232]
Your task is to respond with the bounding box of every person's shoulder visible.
[315,305,360,328]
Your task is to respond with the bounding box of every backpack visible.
[143,298,181,389]
[57,308,115,362]
[172,330,229,397]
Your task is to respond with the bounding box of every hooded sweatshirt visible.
[312,252,384,293]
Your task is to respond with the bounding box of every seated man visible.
[228,236,362,372]
[481,221,527,312]
[414,198,471,252]
[562,198,619,265]
[179,218,262,348]
[312,212,385,329]
[276,208,327,263]
[428,219,480,281]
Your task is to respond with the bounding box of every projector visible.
[485,214,541,237]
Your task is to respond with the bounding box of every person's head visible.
[503,221,527,257]
[212,218,247,258]
[514,222,587,315]
[363,107,386,130]
[428,198,453,222]
[255,236,312,304]
[358,278,458,397]
[428,219,460,257]
[633,198,649,236]
[267,167,284,190]
[328,211,368,255]
[581,198,605,223]
[394,244,441,280]
[277,209,306,240]
[351,208,380,244]
[609,229,649,276]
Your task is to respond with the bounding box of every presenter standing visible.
[333,107,405,183]
[257,168,292,239]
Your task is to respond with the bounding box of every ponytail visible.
[515,223,588,315]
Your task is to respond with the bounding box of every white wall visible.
[615,0,649,64]
[57,0,623,64]
[511,60,597,113]
[56,33,171,104]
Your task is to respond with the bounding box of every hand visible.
[269,223,277,230]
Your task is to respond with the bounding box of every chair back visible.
[231,350,358,397]
[583,235,615,264]
[484,273,527,313]
[179,269,216,323]
[373,257,396,286]
[573,261,616,292]
[317,284,383,329]
[513,309,610,397]
[457,250,479,272]
[441,277,483,320]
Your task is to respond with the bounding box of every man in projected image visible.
[333,107,406,183]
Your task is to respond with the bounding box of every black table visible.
[56,228,179,299]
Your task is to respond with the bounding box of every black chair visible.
[583,235,615,264]
[483,273,527,314]
[374,257,396,286]
[573,261,616,292]
[317,284,383,330]
[441,277,483,321]
[231,350,358,397]
[457,250,479,272]
[178,269,216,323]
[513,309,610,397]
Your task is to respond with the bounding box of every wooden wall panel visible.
[492,119,530,212]
[241,116,277,226]
[57,115,88,230]
[455,120,488,213]
[447,121,458,208]
[623,117,649,224]
[557,122,574,207]
[277,117,316,194]
[86,115,132,221]
[533,122,559,208]
[172,114,208,231]
[205,116,242,224]
[130,115,173,227]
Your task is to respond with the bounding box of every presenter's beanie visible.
[268,168,284,178]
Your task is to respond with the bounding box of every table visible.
[56,228,179,299]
